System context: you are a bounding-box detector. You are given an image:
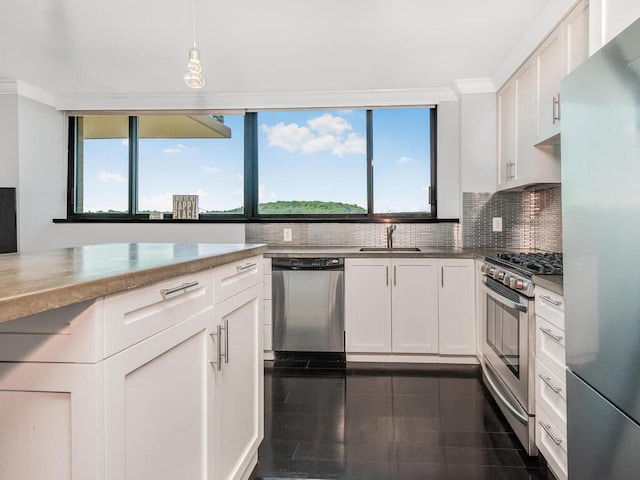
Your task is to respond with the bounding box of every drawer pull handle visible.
[540,295,562,307]
[539,421,563,446]
[223,319,229,364]
[236,262,257,273]
[540,327,563,342]
[538,374,562,394]
[160,281,200,299]
[209,325,223,371]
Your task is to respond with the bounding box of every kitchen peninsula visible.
[0,243,266,480]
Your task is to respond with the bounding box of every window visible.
[67,107,436,221]
[70,114,245,217]
[372,108,433,214]
[257,110,368,214]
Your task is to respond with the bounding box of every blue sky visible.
[81,109,431,214]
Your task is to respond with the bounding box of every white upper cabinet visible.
[536,25,563,143]
[563,0,590,75]
[497,80,516,187]
[497,0,589,191]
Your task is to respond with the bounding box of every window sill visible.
[53,217,460,224]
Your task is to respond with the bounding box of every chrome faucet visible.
[386,224,396,248]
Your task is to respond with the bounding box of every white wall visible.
[436,101,460,219]
[10,96,245,252]
[7,91,489,251]
[0,95,19,188]
[459,93,497,194]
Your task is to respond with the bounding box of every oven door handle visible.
[483,358,529,425]
[482,280,528,313]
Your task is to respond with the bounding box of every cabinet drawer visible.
[213,255,263,304]
[104,269,213,357]
[535,359,567,429]
[536,404,568,480]
[0,300,104,363]
[535,287,564,330]
[536,316,566,383]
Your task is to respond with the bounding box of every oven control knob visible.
[509,277,517,288]
[481,264,487,274]
[516,280,524,290]
[502,274,511,286]
[488,267,495,276]
[497,271,505,281]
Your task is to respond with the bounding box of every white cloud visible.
[163,144,188,154]
[307,113,351,135]
[203,166,220,174]
[332,132,366,157]
[233,188,243,196]
[261,122,312,152]
[232,173,244,180]
[192,189,208,197]
[261,113,365,158]
[121,139,129,147]
[140,192,173,212]
[422,185,430,192]
[96,170,127,183]
[301,134,338,154]
[398,156,413,164]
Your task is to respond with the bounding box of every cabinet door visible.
[514,58,536,182]
[563,0,589,75]
[391,259,438,354]
[439,259,476,355]
[345,259,392,353]
[214,284,263,480]
[104,309,211,480]
[497,80,516,187]
[0,362,102,480]
[474,260,486,359]
[536,26,563,142]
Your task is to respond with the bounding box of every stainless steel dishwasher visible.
[272,258,344,353]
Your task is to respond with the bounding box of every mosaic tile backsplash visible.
[246,186,562,252]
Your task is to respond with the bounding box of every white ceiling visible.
[0,0,566,102]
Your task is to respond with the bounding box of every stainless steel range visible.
[480,252,563,456]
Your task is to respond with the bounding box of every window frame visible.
[63,108,439,223]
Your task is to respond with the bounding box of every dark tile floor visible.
[250,362,554,480]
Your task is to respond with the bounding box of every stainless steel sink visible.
[359,247,421,252]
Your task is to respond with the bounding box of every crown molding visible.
[452,78,496,96]
[0,79,58,107]
[56,87,459,111]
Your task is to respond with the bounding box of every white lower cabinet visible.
[346,258,475,357]
[438,259,476,355]
[534,286,567,480]
[213,284,263,480]
[0,257,264,480]
[105,309,211,480]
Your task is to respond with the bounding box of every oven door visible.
[482,277,534,413]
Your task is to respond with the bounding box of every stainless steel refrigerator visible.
[562,17,640,479]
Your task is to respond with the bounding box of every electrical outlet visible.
[283,228,293,242]
[492,217,503,232]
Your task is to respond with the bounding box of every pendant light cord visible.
[192,0,197,48]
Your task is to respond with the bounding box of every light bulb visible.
[184,47,205,88]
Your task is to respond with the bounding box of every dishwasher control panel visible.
[272,258,344,270]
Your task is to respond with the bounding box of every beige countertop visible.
[532,274,564,295]
[265,246,506,259]
[0,243,267,325]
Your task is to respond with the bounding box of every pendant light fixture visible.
[184,0,205,88]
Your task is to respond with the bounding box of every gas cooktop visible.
[487,252,563,276]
